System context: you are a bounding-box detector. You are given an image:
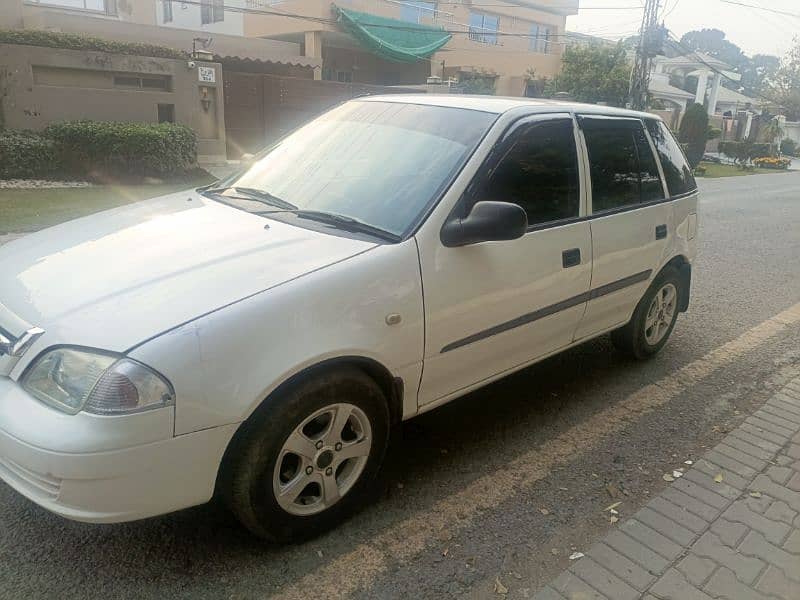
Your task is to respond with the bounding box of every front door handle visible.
[562,248,581,268]
[655,224,668,240]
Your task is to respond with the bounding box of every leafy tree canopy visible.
[678,29,779,98]
[765,37,800,121]
[545,43,631,107]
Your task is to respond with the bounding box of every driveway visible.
[1,172,800,599]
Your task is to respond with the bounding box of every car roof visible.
[359,94,660,121]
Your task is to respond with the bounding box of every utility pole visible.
[629,0,663,111]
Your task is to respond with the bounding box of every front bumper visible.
[0,377,237,523]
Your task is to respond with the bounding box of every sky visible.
[566,0,798,58]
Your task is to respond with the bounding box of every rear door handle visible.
[562,248,581,268]
[655,224,668,240]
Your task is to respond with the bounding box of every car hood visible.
[0,191,375,353]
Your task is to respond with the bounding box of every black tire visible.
[220,366,390,542]
[611,266,682,360]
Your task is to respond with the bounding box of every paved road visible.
[1,172,800,599]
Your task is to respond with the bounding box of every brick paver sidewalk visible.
[535,377,800,600]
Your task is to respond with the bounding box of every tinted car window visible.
[645,119,697,197]
[476,119,579,226]
[635,126,666,202]
[582,118,665,212]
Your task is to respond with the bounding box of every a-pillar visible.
[304,31,323,81]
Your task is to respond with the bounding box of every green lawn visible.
[695,161,793,178]
[1,176,214,234]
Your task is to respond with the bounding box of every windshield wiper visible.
[203,186,297,210]
[258,209,401,243]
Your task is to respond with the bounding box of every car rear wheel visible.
[611,266,681,360]
[220,367,390,542]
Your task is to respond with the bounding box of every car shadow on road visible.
[1,333,663,598]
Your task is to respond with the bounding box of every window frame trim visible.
[451,113,588,234]
[576,114,670,216]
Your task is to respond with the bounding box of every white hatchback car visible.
[0,96,697,541]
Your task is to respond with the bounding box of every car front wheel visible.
[220,367,390,542]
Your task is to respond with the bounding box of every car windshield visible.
[219,101,496,238]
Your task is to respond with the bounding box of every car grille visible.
[0,456,62,501]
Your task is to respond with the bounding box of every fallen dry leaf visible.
[494,577,508,595]
[714,474,724,483]
[749,491,762,498]
[610,516,619,524]
[663,474,675,482]
[539,508,550,516]
[604,501,622,512]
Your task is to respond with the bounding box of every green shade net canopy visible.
[334,5,452,63]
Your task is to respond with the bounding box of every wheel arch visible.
[214,355,402,494]
[659,254,691,312]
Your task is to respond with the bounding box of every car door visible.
[416,114,593,405]
[574,115,672,340]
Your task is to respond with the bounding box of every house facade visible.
[0,0,319,162]
[241,0,578,96]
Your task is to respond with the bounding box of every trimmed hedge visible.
[0,130,60,179]
[678,103,709,169]
[718,141,772,163]
[0,29,187,60]
[0,122,197,180]
[45,121,197,178]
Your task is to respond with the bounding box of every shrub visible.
[45,120,197,178]
[0,130,61,179]
[0,29,186,60]
[718,141,772,165]
[753,156,791,170]
[678,103,709,168]
[780,138,797,157]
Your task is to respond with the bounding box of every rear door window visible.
[645,119,697,197]
[581,117,666,212]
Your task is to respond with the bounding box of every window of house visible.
[582,118,666,212]
[26,0,117,15]
[472,119,580,227]
[163,0,173,23]
[113,74,171,92]
[400,1,435,24]
[158,104,176,124]
[645,119,697,197]
[469,12,499,45]
[530,22,552,54]
[336,71,353,83]
[201,0,224,24]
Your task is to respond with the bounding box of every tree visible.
[761,118,784,155]
[545,43,631,106]
[678,29,779,98]
[680,29,745,70]
[765,37,800,121]
[678,103,709,168]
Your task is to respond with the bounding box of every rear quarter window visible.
[645,120,697,197]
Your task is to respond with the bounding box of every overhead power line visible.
[171,0,636,40]
[718,0,800,19]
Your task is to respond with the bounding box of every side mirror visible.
[441,201,528,247]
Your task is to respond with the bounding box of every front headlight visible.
[21,348,174,415]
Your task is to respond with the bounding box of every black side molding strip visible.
[589,269,652,300]
[440,269,652,354]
